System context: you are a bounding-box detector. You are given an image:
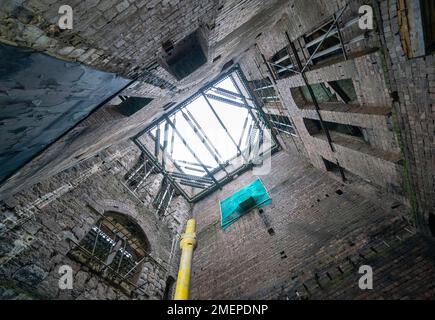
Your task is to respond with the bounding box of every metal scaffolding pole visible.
[334,12,348,60]
[162,189,175,217]
[154,126,160,157]
[156,182,171,214]
[126,159,147,183]
[134,163,155,192]
[184,109,226,163]
[238,113,250,148]
[301,4,348,73]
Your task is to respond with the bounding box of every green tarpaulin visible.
[219,178,272,230]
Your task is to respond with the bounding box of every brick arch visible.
[69,200,153,291]
[93,199,152,251]
[102,210,152,253]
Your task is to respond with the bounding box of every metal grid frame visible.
[132,66,280,203]
[68,210,168,296]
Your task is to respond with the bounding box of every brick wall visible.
[190,147,435,299]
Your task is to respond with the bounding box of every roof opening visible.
[158,29,208,80]
[133,67,278,202]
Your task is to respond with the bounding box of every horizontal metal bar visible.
[306,29,339,48]
[179,165,206,173]
[270,120,295,129]
[253,85,274,91]
[269,61,296,74]
[179,180,208,189]
[210,86,243,100]
[261,96,279,100]
[169,171,213,184]
[311,43,342,59]
[273,53,291,65]
[205,93,248,109]
[274,126,297,136]
[346,33,366,45]
[174,159,213,168]
[305,16,359,49]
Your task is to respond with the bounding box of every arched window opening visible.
[68,211,150,294]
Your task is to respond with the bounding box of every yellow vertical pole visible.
[174,218,197,300]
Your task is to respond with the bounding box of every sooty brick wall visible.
[375,0,434,233]
[190,146,435,299]
[0,140,190,299]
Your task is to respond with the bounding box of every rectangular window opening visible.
[303,118,368,143]
[300,79,357,104]
[421,0,435,54]
[298,10,364,67]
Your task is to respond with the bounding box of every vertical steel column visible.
[334,12,348,60]
[162,122,169,170]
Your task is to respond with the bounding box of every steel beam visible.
[174,159,212,169]
[169,172,213,184]
[162,122,169,169]
[184,109,225,162]
[210,86,243,100]
[205,93,248,109]
[165,115,221,188]
[179,180,208,189]
[238,114,250,149]
[180,109,229,176]
[288,36,335,152]
[201,90,248,162]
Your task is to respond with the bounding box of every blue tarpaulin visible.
[219,178,272,230]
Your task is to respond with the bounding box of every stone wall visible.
[0,140,190,299]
